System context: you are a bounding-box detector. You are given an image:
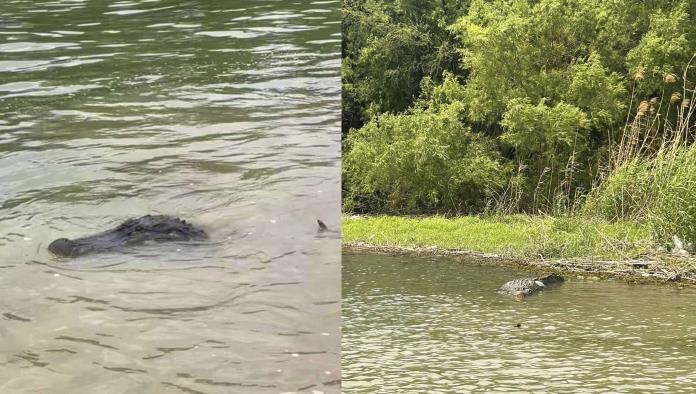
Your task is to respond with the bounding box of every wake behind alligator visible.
[498,273,564,298]
[48,215,208,257]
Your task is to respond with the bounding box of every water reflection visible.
[0,0,340,392]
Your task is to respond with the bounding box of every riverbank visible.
[343,215,696,284]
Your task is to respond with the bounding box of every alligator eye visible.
[135,226,143,231]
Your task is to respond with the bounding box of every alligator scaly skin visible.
[498,273,564,297]
[48,215,208,257]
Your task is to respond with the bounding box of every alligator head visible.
[539,273,564,285]
[48,215,208,257]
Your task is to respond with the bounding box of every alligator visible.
[498,273,564,298]
[48,215,208,257]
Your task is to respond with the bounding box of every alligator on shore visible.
[498,273,564,298]
[48,215,208,257]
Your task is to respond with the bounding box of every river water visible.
[343,253,696,393]
[0,1,340,392]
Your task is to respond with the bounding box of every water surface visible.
[343,253,696,393]
[0,1,341,392]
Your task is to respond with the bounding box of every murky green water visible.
[343,253,696,393]
[0,1,340,392]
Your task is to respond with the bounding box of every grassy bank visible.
[343,215,656,260]
[342,215,696,284]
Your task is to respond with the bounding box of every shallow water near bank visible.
[0,0,340,392]
[343,252,696,392]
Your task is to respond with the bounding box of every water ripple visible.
[344,253,696,392]
[0,0,340,392]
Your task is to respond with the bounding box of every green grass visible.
[343,215,655,260]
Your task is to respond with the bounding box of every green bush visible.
[500,99,591,208]
[501,99,590,166]
[450,0,630,126]
[583,146,696,244]
[582,159,653,220]
[343,103,510,214]
[650,148,696,244]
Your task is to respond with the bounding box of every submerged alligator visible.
[48,215,208,257]
[498,273,564,298]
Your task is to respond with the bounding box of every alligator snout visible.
[48,238,78,257]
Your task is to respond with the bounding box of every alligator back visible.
[498,273,564,297]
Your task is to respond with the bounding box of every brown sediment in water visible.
[343,242,696,287]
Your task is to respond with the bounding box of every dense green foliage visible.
[585,146,696,244]
[342,0,469,133]
[344,102,509,213]
[343,0,696,226]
